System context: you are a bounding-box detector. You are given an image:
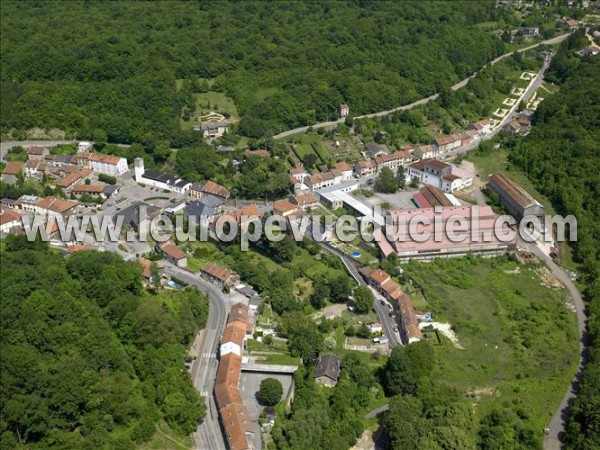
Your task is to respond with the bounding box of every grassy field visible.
[404,256,579,430]
[178,87,239,131]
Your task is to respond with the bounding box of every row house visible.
[432,134,462,153]
[201,262,240,291]
[353,159,377,177]
[74,152,128,176]
[189,180,230,200]
[27,146,49,161]
[25,161,47,180]
[375,150,411,174]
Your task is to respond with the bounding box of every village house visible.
[73,152,128,176]
[364,142,389,157]
[314,354,342,387]
[353,159,377,177]
[196,120,230,139]
[70,183,117,200]
[184,195,223,227]
[1,162,25,184]
[432,134,462,153]
[201,262,240,291]
[54,168,93,190]
[157,241,187,268]
[333,161,354,181]
[375,150,410,174]
[407,159,473,193]
[469,120,491,136]
[27,146,49,161]
[273,199,302,218]
[137,258,154,286]
[24,161,47,180]
[34,196,79,219]
[398,294,423,343]
[339,103,349,118]
[414,144,436,160]
[292,192,318,209]
[307,171,341,191]
[189,180,230,200]
[0,208,22,234]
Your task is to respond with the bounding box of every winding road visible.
[273,32,570,139]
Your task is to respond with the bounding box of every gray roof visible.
[141,169,189,188]
[235,285,258,298]
[314,354,341,381]
[249,294,262,307]
[184,198,220,218]
[365,142,389,155]
[116,202,161,230]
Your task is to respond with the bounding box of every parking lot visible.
[239,372,294,420]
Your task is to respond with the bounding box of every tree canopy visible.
[0,239,208,448]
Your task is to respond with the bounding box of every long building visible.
[133,158,191,193]
[377,205,515,262]
[215,303,255,450]
[487,173,545,219]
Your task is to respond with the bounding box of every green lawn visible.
[179,90,239,130]
[404,256,579,430]
[139,421,194,450]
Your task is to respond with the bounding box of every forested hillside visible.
[0,1,504,143]
[0,239,208,449]
[508,41,600,448]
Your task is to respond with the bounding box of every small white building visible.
[78,141,93,152]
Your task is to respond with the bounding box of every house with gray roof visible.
[314,354,342,387]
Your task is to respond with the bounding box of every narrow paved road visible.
[164,265,228,450]
[314,239,401,347]
[523,244,588,450]
[0,140,77,161]
[273,33,570,139]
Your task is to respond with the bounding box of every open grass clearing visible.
[404,256,579,430]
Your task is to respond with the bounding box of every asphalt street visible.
[164,266,228,450]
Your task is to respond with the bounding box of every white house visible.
[0,209,22,234]
[78,141,93,152]
[195,120,230,139]
[407,159,473,193]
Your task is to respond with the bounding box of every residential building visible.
[201,262,240,290]
[307,171,341,191]
[273,199,301,217]
[521,27,539,36]
[220,321,247,357]
[54,168,93,190]
[116,202,161,233]
[0,208,22,234]
[398,294,422,343]
[184,195,223,226]
[414,144,436,160]
[1,162,24,184]
[74,152,128,176]
[314,354,342,387]
[24,161,47,179]
[432,135,462,153]
[158,241,187,268]
[196,120,230,138]
[487,173,545,219]
[364,142,389,157]
[576,46,600,57]
[27,146,49,160]
[292,192,318,208]
[189,180,230,200]
[70,183,114,200]
[407,159,473,193]
[333,161,354,181]
[375,150,410,174]
[339,103,349,118]
[289,163,309,183]
[469,120,492,136]
[34,196,78,218]
[134,158,191,193]
[353,159,377,177]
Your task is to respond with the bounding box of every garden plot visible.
[502,97,517,107]
[511,87,526,96]
[493,108,509,118]
[520,71,537,81]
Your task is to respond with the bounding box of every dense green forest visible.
[508,36,600,449]
[0,239,208,449]
[1,1,506,143]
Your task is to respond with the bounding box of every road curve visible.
[164,265,228,450]
[273,33,570,139]
[523,245,587,450]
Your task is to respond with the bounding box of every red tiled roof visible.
[67,244,97,254]
[36,196,78,214]
[370,269,390,286]
[244,149,270,157]
[293,192,318,206]
[197,180,230,198]
[0,209,21,227]
[159,241,186,260]
[88,152,122,165]
[203,261,236,283]
[71,183,107,194]
[221,321,247,347]
[273,199,299,215]
[138,258,152,279]
[2,162,25,176]
[334,161,352,171]
[27,146,47,155]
